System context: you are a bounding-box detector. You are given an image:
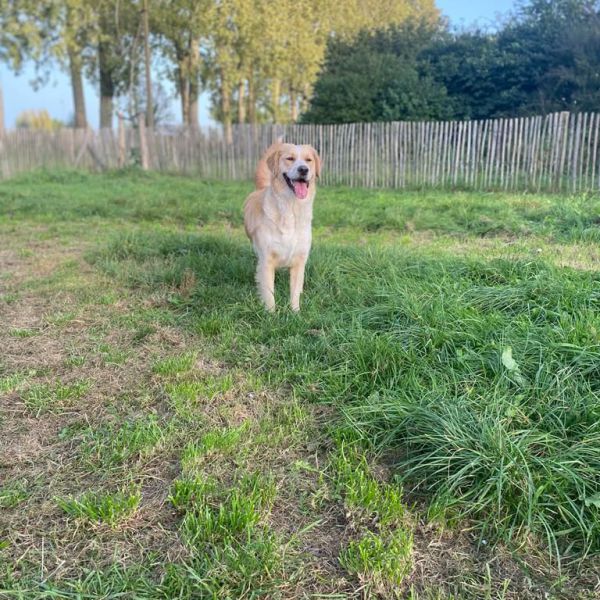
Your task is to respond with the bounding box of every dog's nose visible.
[297,165,309,177]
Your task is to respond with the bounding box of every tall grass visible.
[93,225,600,564]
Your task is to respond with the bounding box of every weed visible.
[9,328,37,338]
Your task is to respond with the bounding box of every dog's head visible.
[266,143,321,200]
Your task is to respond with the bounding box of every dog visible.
[243,141,321,312]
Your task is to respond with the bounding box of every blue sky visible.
[1,1,518,129]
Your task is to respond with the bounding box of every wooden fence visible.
[1,111,600,193]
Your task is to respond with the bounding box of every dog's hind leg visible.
[290,257,307,312]
[256,257,276,312]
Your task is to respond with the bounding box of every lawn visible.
[1,169,599,599]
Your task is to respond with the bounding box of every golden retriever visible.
[243,141,321,312]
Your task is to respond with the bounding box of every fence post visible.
[138,113,149,170]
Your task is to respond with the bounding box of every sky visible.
[1,1,518,129]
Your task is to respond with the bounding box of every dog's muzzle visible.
[284,173,310,200]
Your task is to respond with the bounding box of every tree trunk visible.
[237,80,246,124]
[142,0,154,129]
[290,88,298,122]
[98,15,115,129]
[188,39,200,131]
[247,77,257,125]
[175,48,190,126]
[68,50,87,128]
[271,78,281,122]
[189,76,199,131]
[221,75,232,144]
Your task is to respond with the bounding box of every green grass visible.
[9,328,38,338]
[152,352,197,376]
[0,372,30,394]
[340,529,413,594]
[333,444,406,527]
[165,374,234,418]
[2,169,600,243]
[167,472,286,598]
[1,170,599,598]
[0,481,29,509]
[21,379,91,414]
[56,486,141,527]
[95,227,600,563]
[80,414,167,468]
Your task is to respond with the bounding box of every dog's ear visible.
[311,147,322,178]
[266,148,282,177]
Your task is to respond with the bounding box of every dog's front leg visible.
[290,256,307,312]
[256,257,276,312]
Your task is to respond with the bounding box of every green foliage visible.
[305,0,600,122]
[303,24,450,124]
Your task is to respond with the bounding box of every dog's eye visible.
[286,156,294,161]
[306,158,313,162]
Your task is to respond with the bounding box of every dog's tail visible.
[255,136,284,190]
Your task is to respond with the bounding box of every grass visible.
[340,529,414,595]
[21,379,91,414]
[1,169,599,598]
[0,482,29,509]
[80,414,167,468]
[96,229,600,563]
[152,351,197,376]
[56,486,142,528]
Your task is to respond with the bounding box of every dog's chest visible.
[269,206,312,267]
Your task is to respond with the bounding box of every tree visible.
[502,0,600,114]
[424,30,504,120]
[141,0,153,128]
[16,109,64,130]
[302,24,449,123]
[153,0,207,129]
[0,0,95,128]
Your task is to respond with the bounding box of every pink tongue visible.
[293,181,309,199]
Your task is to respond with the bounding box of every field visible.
[1,170,600,599]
